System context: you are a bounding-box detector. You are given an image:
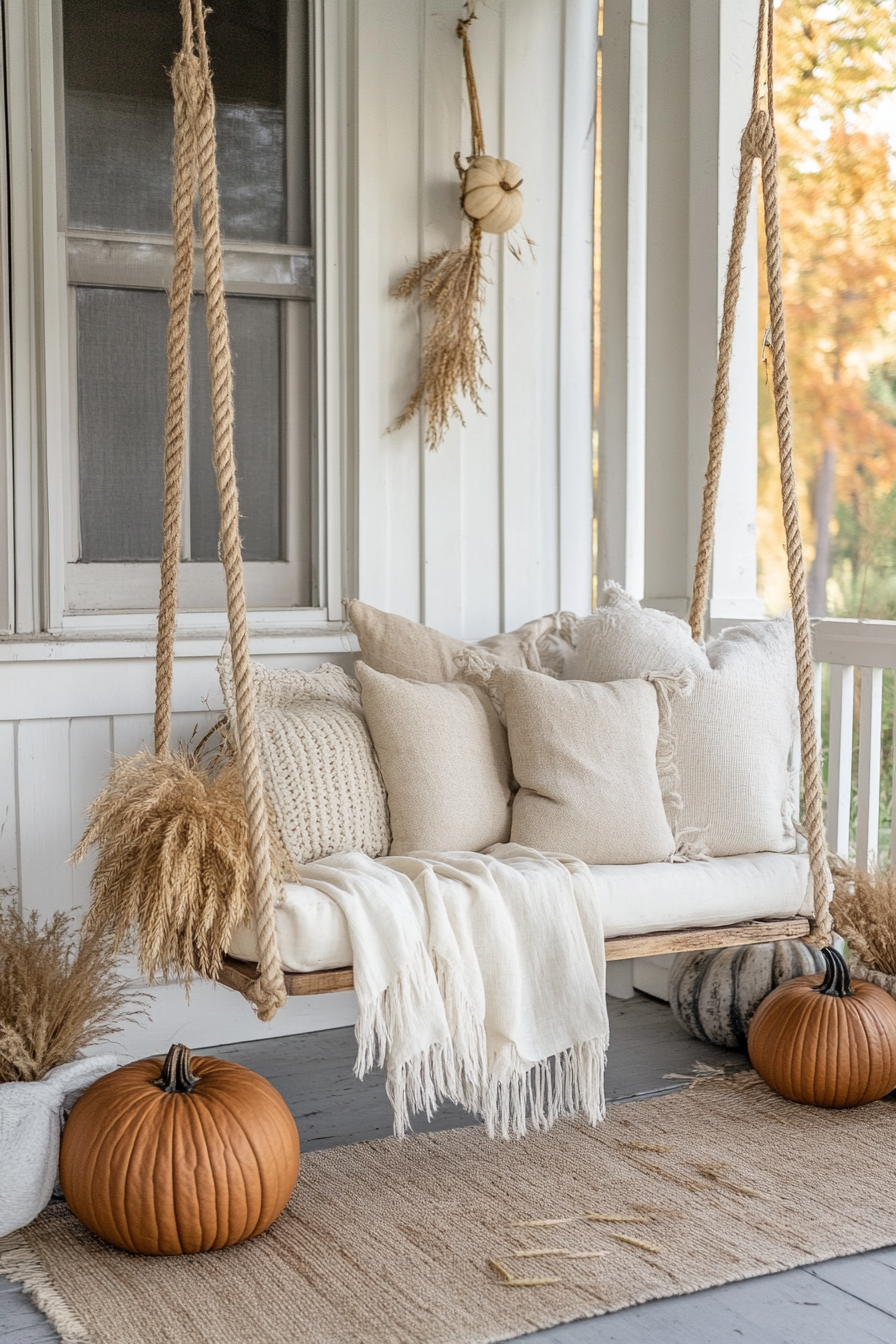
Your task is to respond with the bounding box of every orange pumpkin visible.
[60,1043,300,1254]
[748,946,896,1107]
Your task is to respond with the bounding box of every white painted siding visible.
[355,0,597,633]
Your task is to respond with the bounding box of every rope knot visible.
[741,108,772,160]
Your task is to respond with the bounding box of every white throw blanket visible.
[283,843,608,1138]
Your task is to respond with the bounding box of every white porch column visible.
[636,0,761,622]
[693,0,763,628]
[597,0,648,600]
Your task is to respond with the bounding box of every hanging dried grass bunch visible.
[831,857,896,977]
[73,741,253,987]
[391,220,488,452]
[0,902,146,1083]
[391,3,524,451]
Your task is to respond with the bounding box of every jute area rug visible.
[2,1072,895,1344]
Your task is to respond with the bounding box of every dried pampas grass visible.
[391,221,488,452]
[0,902,146,1083]
[831,858,896,977]
[73,744,253,987]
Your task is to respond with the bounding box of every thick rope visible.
[687,0,832,944]
[154,6,199,753]
[457,4,485,158]
[154,0,286,1018]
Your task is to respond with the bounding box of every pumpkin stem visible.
[817,946,854,998]
[154,1042,199,1093]
[500,178,522,191]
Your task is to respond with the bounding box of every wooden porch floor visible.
[3,993,895,1343]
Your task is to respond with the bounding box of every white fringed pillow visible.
[492,667,677,865]
[572,586,799,858]
[218,651,391,870]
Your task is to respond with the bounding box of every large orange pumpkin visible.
[60,1043,300,1254]
[748,946,896,1107]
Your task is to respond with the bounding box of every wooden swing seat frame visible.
[217,917,813,998]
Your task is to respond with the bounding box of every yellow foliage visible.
[758,0,896,612]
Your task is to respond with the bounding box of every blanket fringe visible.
[353,942,461,1136]
[357,945,608,1140]
[0,1231,94,1344]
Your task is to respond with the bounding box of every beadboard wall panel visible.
[68,715,112,912]
[0,721,18,892]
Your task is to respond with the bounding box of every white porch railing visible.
[813,618,896,869]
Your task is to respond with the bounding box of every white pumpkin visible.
[462,155,524,234]
[668,940,826,1051]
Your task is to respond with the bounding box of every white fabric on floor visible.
[229,850,811,975]
[0,1054,119,1236]
[243,845,608,1139]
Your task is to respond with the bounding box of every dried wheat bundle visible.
[831,858,896,977]
[0,903,146,1083]
[391,222,488,451]
[73,745,254,987]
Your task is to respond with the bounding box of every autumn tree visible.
[759,0,896,615]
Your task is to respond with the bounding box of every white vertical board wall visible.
[356,0,598,634]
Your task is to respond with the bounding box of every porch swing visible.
[84,0,832,1023]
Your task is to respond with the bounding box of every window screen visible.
[63,0,311,592]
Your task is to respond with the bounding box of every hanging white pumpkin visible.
[462,155,524,234]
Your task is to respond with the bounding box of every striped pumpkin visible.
[668,941,826,1051]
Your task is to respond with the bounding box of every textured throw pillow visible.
[355,661,513,854]
[572,585,799,858]
[218,651,391,869]
[492,667,676,865]
[347,599,578,682]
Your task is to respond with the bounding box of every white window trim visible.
[1,0,352,638]
[0,20,12,636]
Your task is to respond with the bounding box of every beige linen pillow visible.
[572,584,799,857]
[492,667,676,865]
[347,599,578,682]
[356,661,513,854]
[218,650,391,869]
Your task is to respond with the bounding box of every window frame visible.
[1,0,347,636]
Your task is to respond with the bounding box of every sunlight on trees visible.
[758,0,896,617]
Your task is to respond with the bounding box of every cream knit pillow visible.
[218,651,391,870]
[572,586,799,858]
[492,667,676,865]
[347,599,579,682]
[356,661,513,854]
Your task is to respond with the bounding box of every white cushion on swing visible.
[572,586,800,858]
[227,850,812,974]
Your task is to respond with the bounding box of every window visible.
[14,0,319,623]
